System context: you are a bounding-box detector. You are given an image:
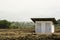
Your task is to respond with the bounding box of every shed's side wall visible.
[51,24,54,33]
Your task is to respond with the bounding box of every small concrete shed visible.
[31,18,56,33]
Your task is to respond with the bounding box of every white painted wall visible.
[35,21,54,33]
[51,24,54,33]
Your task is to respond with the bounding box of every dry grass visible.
[0,26,59,40]
[0,29,59,40]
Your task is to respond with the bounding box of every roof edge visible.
[31,18,57,24]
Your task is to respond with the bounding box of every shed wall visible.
[35,21,54,33]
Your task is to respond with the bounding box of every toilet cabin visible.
[31,18,56,33]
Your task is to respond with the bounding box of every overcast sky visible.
[0,0,60,22]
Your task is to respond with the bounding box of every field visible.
[0,27,60,40]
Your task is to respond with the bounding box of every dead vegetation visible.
[0,26,59,40]
[0,29,59,40]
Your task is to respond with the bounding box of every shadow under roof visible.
[31,18,57,24]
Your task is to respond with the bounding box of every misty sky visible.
[0,0,60,22]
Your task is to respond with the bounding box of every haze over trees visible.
[9,22,34,29]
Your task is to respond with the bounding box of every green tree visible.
[57,19,60,23]
[0,20,11,29]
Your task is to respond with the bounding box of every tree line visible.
[0,19,60,29]
[0,20,34,29]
